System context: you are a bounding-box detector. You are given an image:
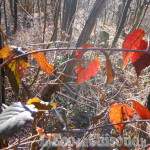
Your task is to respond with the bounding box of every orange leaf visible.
[129,100,150,119]
[109,103,134,134]
[31,51,54,74]
[75,44,93,63]
[36,127,56,139]
[0,46,15,58]
[77,57,100,83]
[122,29,149,76]
[0,46,11,58]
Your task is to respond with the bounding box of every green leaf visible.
[5,67,19,93]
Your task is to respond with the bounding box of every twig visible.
[3,119,150,149]
[138,143,150,150]
[56,91,97,110]
[94,18,101,47]
[0,47,150,69]
[28,67,40,89]
[57,72,77,79]
[34,119,150,134]
[35,58,76,97]
[3,134,39,150]
[42,0,47,49]
[107,80,126,101]
[27,41,68,46]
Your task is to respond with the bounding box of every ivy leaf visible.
[75,44,93,63]
[129,100,150,119]
[0,102,37,137]
[109,103,134,134]
[122,29,148,76]
[76,57,101,83]
[31,51,54,74]
[26,97,58,110]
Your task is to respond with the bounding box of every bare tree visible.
[41,0,106,101]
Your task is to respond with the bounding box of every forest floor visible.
[4,11,150,149]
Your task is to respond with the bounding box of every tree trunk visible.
[41,0,106,101]
[50,0,61,41]
[9,0,14,18]
[13,0,18,33]
[111,0,132,48]
[0,2,5,111]
[61,0,78,42]
[0,3,7,148]
[130,0,146,33]
[76,0,106,47]
[3,0,8,35]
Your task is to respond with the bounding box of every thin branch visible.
[42,0,47,49]
[3,134,39,150]
[3,119,150,149]
[56,91,98,110]
[0,47,150,69]
[39,119,150,134]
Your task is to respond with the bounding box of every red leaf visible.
[119,147,130,150]
[129,100,150,119]
[109,103,134,134]
[77,57,100,83]
[31,51,54,74]
[122,29,147,68]
[75,44,93,63]
[133,53,150,76]
[122,29,148,74]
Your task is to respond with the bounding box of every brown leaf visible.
[103,52,114,83]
